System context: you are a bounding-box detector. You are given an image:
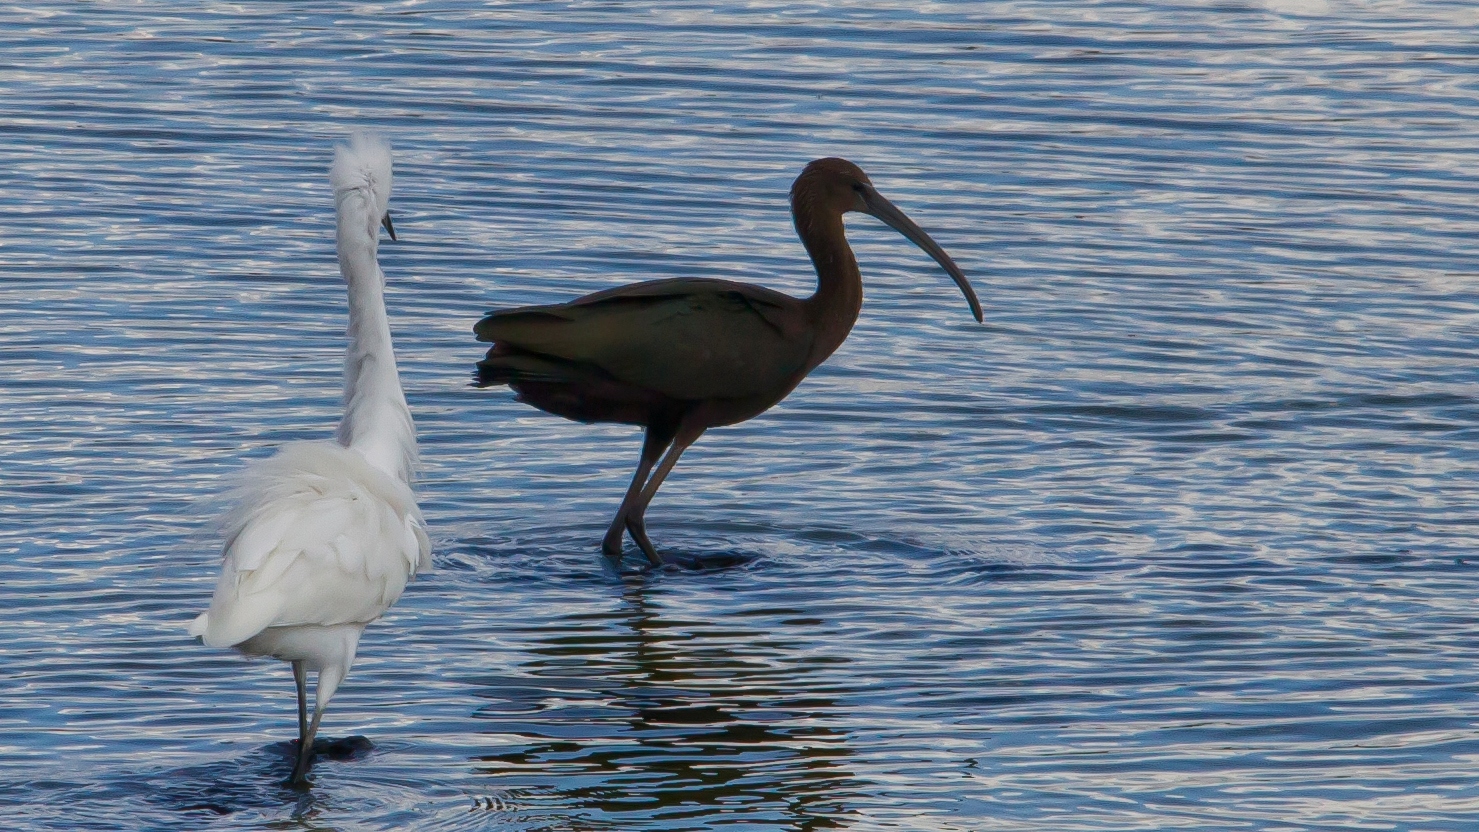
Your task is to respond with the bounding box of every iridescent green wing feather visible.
[476,282,811,400]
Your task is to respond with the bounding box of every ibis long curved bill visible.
[858,183,982,323]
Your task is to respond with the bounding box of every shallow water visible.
[4,1,1479,829]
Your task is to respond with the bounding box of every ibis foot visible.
[626,516,665,566]
[601,536,626,568]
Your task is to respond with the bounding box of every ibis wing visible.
[568,277,795,308]
[477,288,812,401]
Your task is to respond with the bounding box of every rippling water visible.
[4,1,1479,829]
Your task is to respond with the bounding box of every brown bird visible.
[474,157,982,567]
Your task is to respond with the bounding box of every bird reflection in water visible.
[466,582,860,828]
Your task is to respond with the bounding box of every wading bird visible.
[189,134,429,787]
[474,157,980,568]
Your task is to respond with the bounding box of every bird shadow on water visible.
[92,736,381,827]
[451,518,1054,589]
[644,548,762,573]
[452,523,767,583]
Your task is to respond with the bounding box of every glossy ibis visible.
[474,157,980,567]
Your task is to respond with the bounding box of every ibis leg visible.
[602,421,677,565]
[625,513,659,564]
[626,424,706,566]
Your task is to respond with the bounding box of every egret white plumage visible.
[189,133,429,788]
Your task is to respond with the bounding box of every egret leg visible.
[290,705,325,788]
[293,660,308,742]
[626,424,706,566]
[284,661,316,788]
[602,421,677,565]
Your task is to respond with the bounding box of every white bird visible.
[189,133,430,788]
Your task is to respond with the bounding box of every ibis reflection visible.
[470,581,859,829]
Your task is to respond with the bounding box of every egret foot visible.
[286,744,314,789]
[287,703,326,789]
[282,736,372,788]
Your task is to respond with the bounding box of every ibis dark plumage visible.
[474,158,981,566]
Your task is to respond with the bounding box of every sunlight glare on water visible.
[2,1,1479,830]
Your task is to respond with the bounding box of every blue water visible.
[4,1,1479,829]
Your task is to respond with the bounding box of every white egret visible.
[189,133,430,788]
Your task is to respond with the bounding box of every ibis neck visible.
[334,218,416,485]
[798,211,864,370]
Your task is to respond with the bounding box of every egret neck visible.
[334,190,415,485]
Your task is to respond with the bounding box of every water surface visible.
[3,2,1479,829]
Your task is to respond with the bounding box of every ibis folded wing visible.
[476,280,813,401]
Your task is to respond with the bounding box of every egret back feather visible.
[188,440,429,648]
